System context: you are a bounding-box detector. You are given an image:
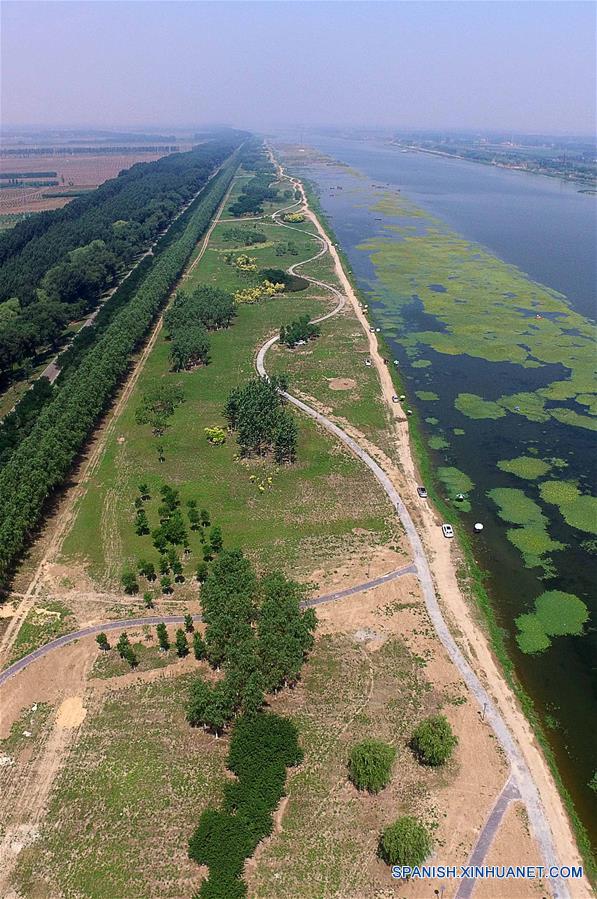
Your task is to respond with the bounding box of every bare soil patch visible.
[328,377,357,391]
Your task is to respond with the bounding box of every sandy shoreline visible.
[285,161,590,895]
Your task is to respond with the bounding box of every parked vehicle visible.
[417,486,428,498]
[442,523,454,538]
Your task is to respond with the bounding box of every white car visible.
[365,358,372,367]
[442,524,454,538]
[369,327,375,333]
[391,395,399,403]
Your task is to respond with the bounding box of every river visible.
[288,134,597,847]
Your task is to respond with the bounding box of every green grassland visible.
[61,185,398,588]
[15,673,229,899]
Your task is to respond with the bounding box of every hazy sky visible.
[2,1,595,134]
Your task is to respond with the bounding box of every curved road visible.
[257,164,569,899]
[0,563,415,688]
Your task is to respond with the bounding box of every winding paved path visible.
[0,563,415,688]
[256,164,569,899]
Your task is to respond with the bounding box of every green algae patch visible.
[412,359,432,368]
[438,466,473,511]
[497,456,552,480]
[416,390,439,402]
[497,392,550,423]
[539,481,597,535]
[550,408,597,432]
[488,488,544,526]
[488,487,563,570]
[515,591,589,654]
[455,393,506,420]
[453,428,465,436]
[370,192,427,218]
[425,417,439,425]
[358,213,596,435]
[428,436,449,450]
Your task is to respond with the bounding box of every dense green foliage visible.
[0,148,240,587]
[188,712,302,898]
[348,739,396,793]
[221,226,267,245]
[411,714,458,766]
[186,549,316,733]
[0,138,241,379]
[280,313,320,348]
[378,816,432,868]
[224,375,297,463]
[164,285,235,371]
[228,159,279,216]
[259,267,309,292]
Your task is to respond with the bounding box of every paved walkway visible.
[0,564,415,688]
[454,775,520,899]
[256,166,568,898]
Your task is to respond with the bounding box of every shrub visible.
[378,816,432,868]
[411,714,458,766]
[348,739,396,793]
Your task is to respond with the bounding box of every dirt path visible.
[259,152,588,898]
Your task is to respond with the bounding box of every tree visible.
[160,575,173,594]
[159,555,170,575]
[196,561,209,582]
[96,632,110,651]
[209,525,223,553]
[169,326,210,371]
[116,632,138,667]
[172,559,184,582]
[411,715,458,766]
[143,591,154,609]
[378,817,432,869]
[138,559,156,581]
[156,622,170,650]
[135,508,150,535]
[348,740,396,793]
[200,508,211,527]
[135,382,184,435]
[175,628,189,657]
[279,314,320,348]
[138,482,150,500]
[152,527,167,554]
[193,630,207,660]
[257,572,316,691]
[203,544,214,562]
[184,613,194,632]
[121,570,139,595]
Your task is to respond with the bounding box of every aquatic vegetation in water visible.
[412,359,432,368]
[497,392,550,423]
[415,391,439,402]
[437,466,473,511]
[370,192,427,218]
[358,215,597,434]
[453,428,465,436]
[428,436,449,450]
[488,487,564,570]
[454,394,506,420]
[497,456,552,480]
[515,590,589,654]
[539,481,597,535]
[425,417,439,426]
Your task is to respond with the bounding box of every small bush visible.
[378,816,432,868]
[348,739,396,793]
[411,714,458,766]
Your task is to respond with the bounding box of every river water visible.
[290,135,597,844]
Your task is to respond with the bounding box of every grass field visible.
[15,671,229,899]
[60,173,399,590]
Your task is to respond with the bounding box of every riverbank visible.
[279,148,594,889]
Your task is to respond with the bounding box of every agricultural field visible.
[0,150,171,214]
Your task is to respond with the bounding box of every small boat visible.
[455,493,465,501]
[474,523,484,532]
